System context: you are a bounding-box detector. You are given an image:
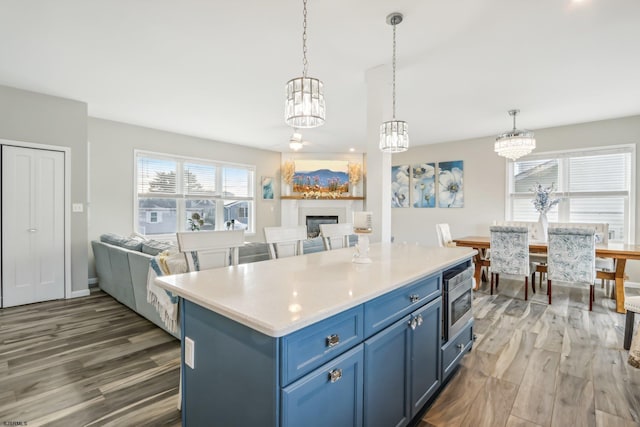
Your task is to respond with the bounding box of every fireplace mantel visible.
[281,196,364,200]
[280,197,364,228]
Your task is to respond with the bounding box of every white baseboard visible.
[626,281,640,289]
[70,289,90,298]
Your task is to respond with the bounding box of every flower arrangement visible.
[531,183,560,214]
[188,212,205,231]
[282,161,295,185]
[348,163,362,185]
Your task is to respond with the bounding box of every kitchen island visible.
[155,242,476,427]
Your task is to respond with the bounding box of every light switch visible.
[72,203,84,213]
[185,337,195,369]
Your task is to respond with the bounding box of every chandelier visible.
[495,109,536,160]
[285,0,325,128]
[379,13,409,153]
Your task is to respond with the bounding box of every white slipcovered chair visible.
[264,225,307,259]
[319,223,354,250]
[489,226,530,300]
[547,227,596,310]
[435,223,456,247]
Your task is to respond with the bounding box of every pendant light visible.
[379,12,409,153]
[285,0,325,128]
[495,109,536,160]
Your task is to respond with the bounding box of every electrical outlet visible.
[185,337,195,369]
[72,203,84,213]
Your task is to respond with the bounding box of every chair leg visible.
[496,273,499,290]
[490,273,494,295]
[531,272,536,293]
[589,284,594,311]
[548,279,552,305]
[624,311,636,350]
[525,276,528,301]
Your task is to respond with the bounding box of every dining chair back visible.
[489,225,530,300]
[176,230,245,271]
[264,225,307,259]
[547,227,596,309]
[319,223,354,250]
[436,223,456,247]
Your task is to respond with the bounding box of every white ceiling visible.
[1,0,639,153]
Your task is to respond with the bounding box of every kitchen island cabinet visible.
[156,243,475,426]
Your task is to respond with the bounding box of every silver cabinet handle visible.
[416,314,423,327]
[408,317,418,330]
[457,343,464,352]
[326,334,340,348]
[27,228,38,233]
[409,294,420,303]
[329,368,342,383]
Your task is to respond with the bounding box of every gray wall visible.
[391,114,640,280]
[0,85,89,293]
[87,118,282,278]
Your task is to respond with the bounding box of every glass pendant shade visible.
[379,120,409,153]
[494,109,536,160]
[285,76,325,128]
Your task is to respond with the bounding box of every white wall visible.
[391,114,640,281]
[88,118,282,277]
[0,85,89,293]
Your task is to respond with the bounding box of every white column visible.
[364,65,392,243]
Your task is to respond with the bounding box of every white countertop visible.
[154,243,476,337]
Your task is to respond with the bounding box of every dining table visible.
[453,235,640,314]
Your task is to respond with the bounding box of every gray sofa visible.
[91,233,332,340]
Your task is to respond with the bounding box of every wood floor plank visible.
[505,414,544,427]
[595,410,640,427]
[550,372,595,427]
[460,376,519,427]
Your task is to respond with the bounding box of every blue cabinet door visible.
[364,314,411,427]
[282,344,364,427]
[410,297,442,416]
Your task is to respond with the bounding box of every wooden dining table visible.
[453,235,640,314]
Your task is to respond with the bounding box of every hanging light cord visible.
[302,0,308,77]
[392,20,397,119]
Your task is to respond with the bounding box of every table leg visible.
[615,258,626,314]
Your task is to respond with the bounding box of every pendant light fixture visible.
[379,12,409,153]
[495,109,536,160]
[285,0,325,129]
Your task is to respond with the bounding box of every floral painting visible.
[293,160,349,194]
[261,176,274,200]
[391,165,410,208]
[412,163,435,208]
[438,161,464,208]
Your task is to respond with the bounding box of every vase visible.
[283,183,291,197]
[351,185,358,197]
[538,212,548,242]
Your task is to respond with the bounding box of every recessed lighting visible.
[349,148,356,152]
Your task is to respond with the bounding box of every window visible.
[135,151,255,236]
[507,145,634,243]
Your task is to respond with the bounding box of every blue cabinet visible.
[282,344,364,427]
[364,297,441,427]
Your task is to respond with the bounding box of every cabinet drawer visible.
[281,305,364,385]
[364,274,441,338]
[281,344,364,427]
[442,319,473,381]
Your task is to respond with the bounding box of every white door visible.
[2,146,65,307]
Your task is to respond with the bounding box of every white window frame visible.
[134,150,256,237]
[505,144,635,244]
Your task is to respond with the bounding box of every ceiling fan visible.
[289,130,312,151]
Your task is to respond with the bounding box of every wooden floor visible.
[1,281,639,427]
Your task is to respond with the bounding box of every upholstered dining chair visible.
[547,227,596,310]
[623,296,640,350]
[319,223,354,250]
[264,225,307,259]
[489,226,530,300]
[176,229,245,271]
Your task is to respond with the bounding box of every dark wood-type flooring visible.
[1,279,639,426]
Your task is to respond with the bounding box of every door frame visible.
[1,138,72,301]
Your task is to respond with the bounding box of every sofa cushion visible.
[100,233,144,251]
[142,239,175,256]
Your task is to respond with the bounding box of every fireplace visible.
[306,215,339,238]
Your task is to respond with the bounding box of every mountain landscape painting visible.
[293,160,349,194]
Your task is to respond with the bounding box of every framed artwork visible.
[438,160,464,208]
[261,176,274,200]
[293,160,349,194]
[391,165,410,208]
[412,163,436,208]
